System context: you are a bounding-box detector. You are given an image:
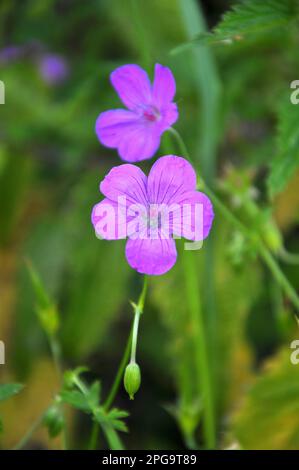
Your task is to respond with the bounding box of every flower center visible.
[142,106,160,123]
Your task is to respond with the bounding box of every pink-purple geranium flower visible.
[91,155,214,275]
[95,64,178,162]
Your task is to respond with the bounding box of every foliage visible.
[1,0,299,451]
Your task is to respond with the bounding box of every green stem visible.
[130,309,141,364]
[101,424,124,450]
[49,334,63,378]
[259,243,299,313]
[183,251,215,449]
[103,331,132,411]
[13,407,50,450]
[103,276,147,410]
[168,127,191,160]
[48,333,67,449]
[129,275,148,364]
[170,127,299,316]
[279,246,299,265]
[88,421,100,450]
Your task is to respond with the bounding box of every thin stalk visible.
[103,276,148,411]
[130,309,141,364]
[13,406,50,450]
[129,275,148,365]
[279,246,299,265]
[48,333,67,449]
[259,243,299,313]
[101,424,124,451]
[88,420,100,450]
[183,251,215,449]
[49,334,63,378]
[103,331,132,411]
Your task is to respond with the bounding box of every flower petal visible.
[91,198,129,240]
[171,191,214,240]
[95,109,139,148]
[157,102,178,133]
[118,124,161,162]
[100,164,148,207]
[152,64,176,108]
[147,155,197,204]
[125,237,177,275]
[110,64,152,111]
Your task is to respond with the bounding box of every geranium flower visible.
[38,54,69,85]
[95,64,178,162]
[91,155,214,275]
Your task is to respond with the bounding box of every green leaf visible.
[63,367,89,388]
[211,0,299,43]
[233,347,299,449]
[0,383,24,402]
[94,408,129,433]
[26,260,59,336]
[87,381,101,410]
[268,100,299,196]
[59,390,90,412]
[101,424,124,450]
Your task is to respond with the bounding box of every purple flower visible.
[91,155,214,275]
[0,45,23,65]
[38,54,69,85]
[95,64,178,162]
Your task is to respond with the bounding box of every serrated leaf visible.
[211,0,298,43]
[94,407,129,433]
[87,381,101,409]
[233,348,299,449]
[0,383,24,402]
[108,408,129,420]
[59,390,90,412]
[268,100,299,196]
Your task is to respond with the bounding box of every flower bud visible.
[124,362,141,400]
[263,220,282,253]
[43,405,64,438]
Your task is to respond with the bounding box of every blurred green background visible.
[1,0,299,450]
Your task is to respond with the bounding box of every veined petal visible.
[147,155,197,204]
[95,109,138,148]
[125,236,177,275]
[118,124,161,162]
[110,64,152,111]
[91,198,129,240]
[171,191,214,240]
[152,64,176,108]
[100,164,148,207]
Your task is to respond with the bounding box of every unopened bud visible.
[124,362,141,400]
[263,220,282,253]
